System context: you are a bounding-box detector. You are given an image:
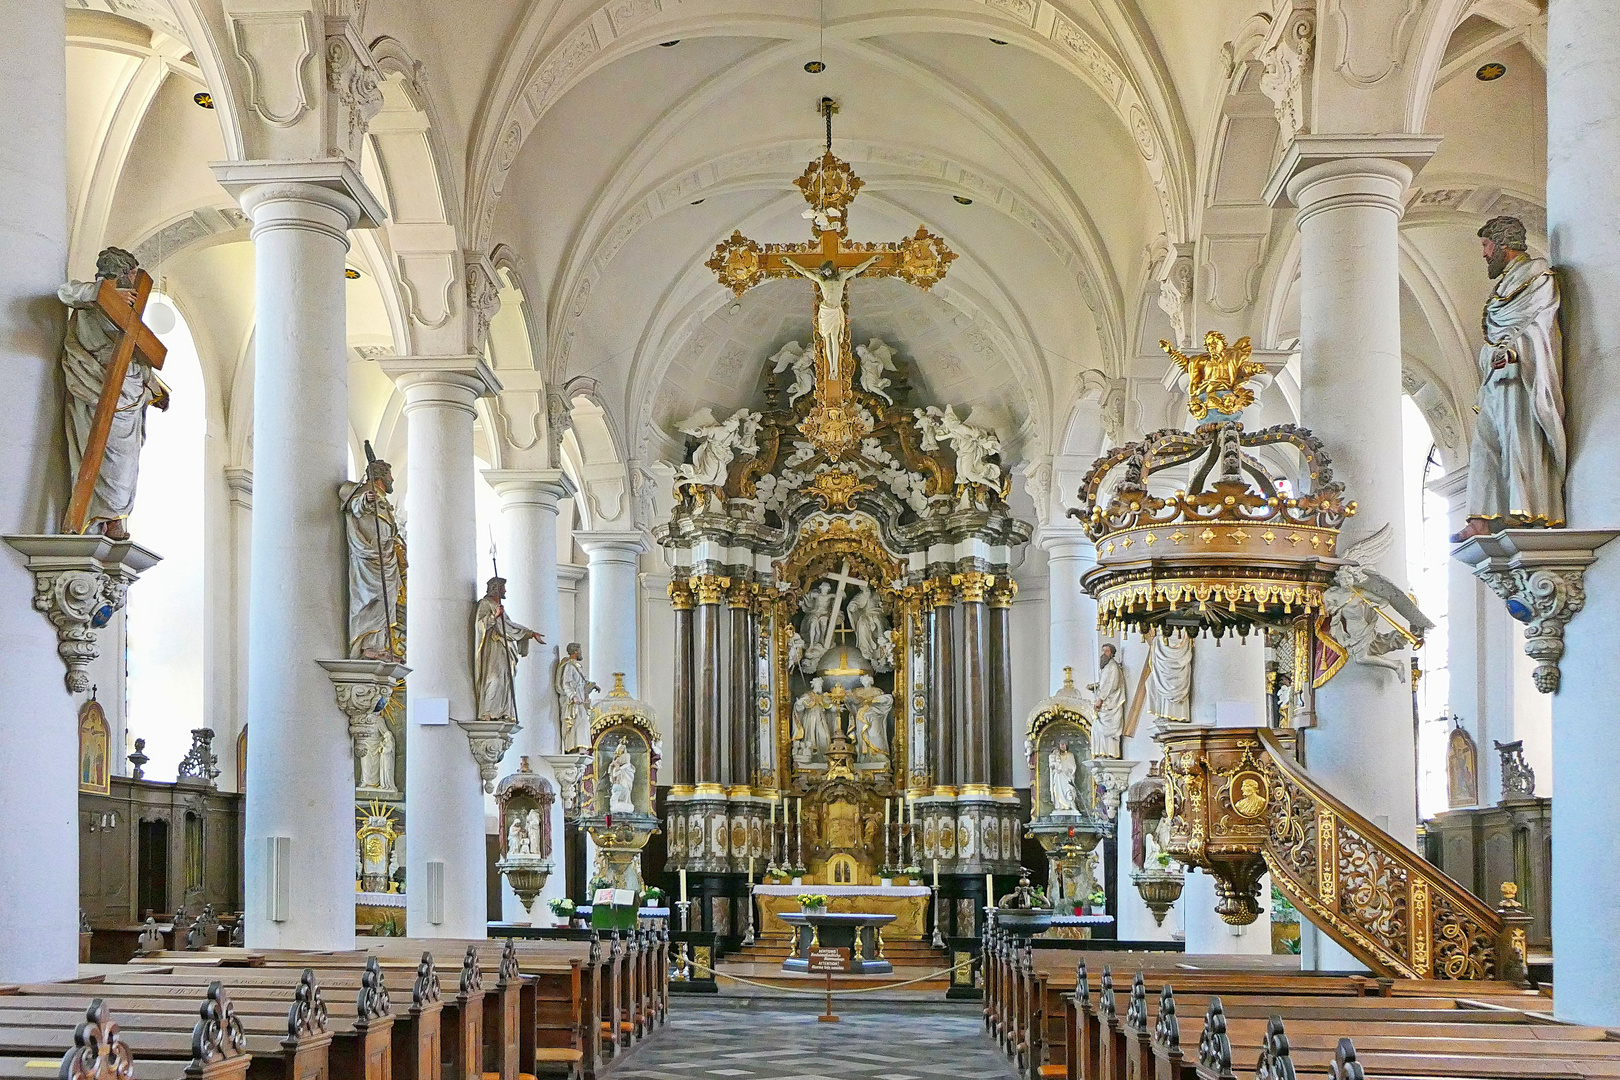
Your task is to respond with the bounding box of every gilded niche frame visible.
[770,515,910,796]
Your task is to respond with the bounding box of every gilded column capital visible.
[693,574,730,606]
[667,578,695,611]
[954,571,996,604]
[989,579,1019,609]
[726,579,754,609]
[925,577,957,608]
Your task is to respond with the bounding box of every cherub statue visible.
[769,340,814,405]
[855,338,897,404]
[1323,524,1435,680]
[1160,331,1266,420]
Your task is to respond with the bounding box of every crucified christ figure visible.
[787,255,880,381]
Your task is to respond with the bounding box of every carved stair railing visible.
[1160,727,1530,981]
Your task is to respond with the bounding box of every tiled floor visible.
[611,1003,1019,1079]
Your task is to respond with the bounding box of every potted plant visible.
[797,893,829,915]
[1131,853,1185,926]
[1086,888,1107,915]
[547,897,576,925]
[642,886,667,908]
[899,864,922,886]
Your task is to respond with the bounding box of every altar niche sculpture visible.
[342,443,404,662]
[1023,670,1107,906]
[59,247,170,537]
[495,757,557,920]
[1455,215,1566,541]
[582,675,662,892]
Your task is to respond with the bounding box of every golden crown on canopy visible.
[1070,349,1357,637]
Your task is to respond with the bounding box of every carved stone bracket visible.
[1087,759,1140,824]
[456,718,515,793]
[543,751,594,823]
[4,535,161,692]
[317,658,409,788]
[1452,528,1620,694]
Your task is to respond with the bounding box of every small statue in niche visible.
[607,740,637,815]
[506,815,531,856]
[1088,644,1126,758]
[851,674,893,764]
[770,340,814,405]
[474,576,544,726]
[1048,737,1080,814]
[791,677,834,765]
[1455,215,1566,541]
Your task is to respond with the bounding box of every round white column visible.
[1285,155,1418,842]
[0,0,75,983]
[389,363,493,939]
[486,469,572,923]
[1040,528,1097,692]
[578,532,647,695]
[233,179,366,950]
[1547,0,1620,1025]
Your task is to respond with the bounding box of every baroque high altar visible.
[656,115,1030,934]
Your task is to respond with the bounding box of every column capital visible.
[483,468,576,509]
[381,356,502,417]
[223,466,253,510]
[577,530,649,560]
[1263,134,1441,214]
[1037,525,1096,560]
[210,158,386,229]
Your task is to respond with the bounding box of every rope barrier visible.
[681,954,976,996]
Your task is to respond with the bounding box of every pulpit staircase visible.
[1160,727,1531,982]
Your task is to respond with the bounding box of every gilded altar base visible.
[756,890,929,940]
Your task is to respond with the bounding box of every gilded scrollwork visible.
[1337,829,1409,962]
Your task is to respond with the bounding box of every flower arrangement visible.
[1087,889,1107,908]
[902,865,922,876]
[642,887,666,904]
[797,893,829,910]
[1155,851,1173,869]
[588,876,613,892]
[547,898,576,917]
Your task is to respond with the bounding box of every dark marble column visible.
[725,583,751,787]
[989,580,1015,791]
[693,575,726,786]
[929,578,958,788]
[960,573,991,788]
[669,579,695,787]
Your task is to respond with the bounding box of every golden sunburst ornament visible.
[1475,62,1506,82]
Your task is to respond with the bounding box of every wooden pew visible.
[0,988,254,1080]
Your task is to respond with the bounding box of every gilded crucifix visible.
[705,97,956,459]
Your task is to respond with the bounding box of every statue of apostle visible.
[341,443,404,660]
[1146,629,1193,723]
[851,674,893,764]
[555,643,598,752]
[59,247,169,538]
[791,677,833,764]
[474,577,544,727]
[1455,215,1566,541]
[1088,643,1127,758]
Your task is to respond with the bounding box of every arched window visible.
[125,294,206,781]
[1402,395,1451,817]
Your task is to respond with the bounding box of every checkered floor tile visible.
[612,1004,1020,1079]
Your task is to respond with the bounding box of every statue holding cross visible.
[58,247,169,538]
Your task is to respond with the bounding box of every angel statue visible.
[785,627,806,673]
[846,584,894,671]
[1160,331,1266,420]
[937,406,1004,493]
[1323,524,1435,680]
[856,338,897,404]
[672,406,762,490]
[770,340,815,405]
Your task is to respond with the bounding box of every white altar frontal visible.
[753,883,932,941]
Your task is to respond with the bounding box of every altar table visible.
[753,883,931,940]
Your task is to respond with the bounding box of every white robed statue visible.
[555,642,598,751]
[1457,215,1567,539]
[787,255,880,380]
[770,340,814,404]
[59,247,169,538]
[856,338,897,403]
[672,406,761,490]
[852,674,893,763]
[475,576,544,726]
[341,443,403,660]
[791,677,833,764]
[607,741,637,815]
[846,584,894,671]
[1048,738,1080,814]
[798,582,836,671]
[1146,630,1193,723]
[1088,644,1126,758]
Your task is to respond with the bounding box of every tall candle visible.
[987,873,995,908]
[769,798,776,826]
[748,856,755,884]
[679,868,688,904]
[933,858,939,891]
[884,798,891,824]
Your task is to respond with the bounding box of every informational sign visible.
[808,947,850,973]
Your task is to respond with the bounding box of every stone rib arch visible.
[466,0,1193,255]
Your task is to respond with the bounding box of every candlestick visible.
[679,868,688,905]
